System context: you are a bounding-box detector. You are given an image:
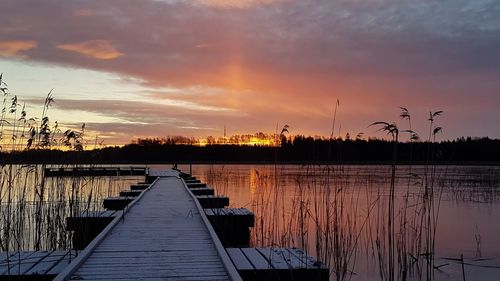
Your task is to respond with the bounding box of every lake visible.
[0,163,499,281]
[182,164,500,281]
[0,165,142,251]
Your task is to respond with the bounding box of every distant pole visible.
[330,99,340,139]
[461,254,466,281]
[189,163,192,176]
[275,122,279,146]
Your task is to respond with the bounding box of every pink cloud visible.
[57,40,123,60]
[195,0,285,8]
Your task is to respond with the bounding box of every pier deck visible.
[44,166,146,177]
[55,170,241,281]
[0,251,76,280]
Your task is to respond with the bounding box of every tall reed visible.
[369,109,444,281]
[0,74,142,255]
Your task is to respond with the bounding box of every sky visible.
[1,0,500,145]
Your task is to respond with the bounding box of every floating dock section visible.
[0,251,76,280]
[44,167,146,177]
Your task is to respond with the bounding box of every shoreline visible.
[2,160,499,166]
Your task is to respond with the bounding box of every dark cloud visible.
[2,0,499,82]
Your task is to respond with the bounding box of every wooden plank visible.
[74,276,227,281]
[240,248,270,270]
[227,247,325,271]
[0,251,75,278]
[103,210,118,217]
[0,251,35,275]
[16,251,53,275]
[74,210,117,218]
[269,248,300,268]
[79,263,226,270]
[190,188,215,196]
[120,190,143,197]
[130,184,150,190]
[204,208,215,216]
[46,252,76,275]
[179,173,193,179]
[196,195,229,208]
[256,248,290,270]
[72,273,229,279]
[0,252,33,275]
[280,248,308,268]
[103,196,134,210]
[0,252,16,263]
[67,212,117,228]
[25,251,70,275]
[83,257,223,265]
[287,248,325,268]
[226,248,254,271]
[205,208,255,227]
[0,252,18,274]
[286,248,329,280]
[228,248,329,281]
[184,179,201,183]
[187,182,207,188]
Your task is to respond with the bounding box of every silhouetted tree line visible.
[1,136,500,164]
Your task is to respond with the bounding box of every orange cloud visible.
[57,40,123,60]
[0,40,37,57]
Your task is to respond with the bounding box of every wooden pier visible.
[44,166,146,177]
[227,248,328,281]
[55,169,242,281]
[1,168,327,280]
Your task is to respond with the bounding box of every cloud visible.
[2,0,500,140]
[74,8,96,17]
[0,40,37,57]
[4,0,500,85]
[57,40,123,60]
[195,0,285,8]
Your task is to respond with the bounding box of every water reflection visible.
[187,164,500,281]
[0,164,142,251]
[249,168,258,196]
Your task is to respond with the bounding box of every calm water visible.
[0,164,143,251]
[179,164,500,281]
[1,164,499,280]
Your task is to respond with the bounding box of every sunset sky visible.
[1,0,499,144]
